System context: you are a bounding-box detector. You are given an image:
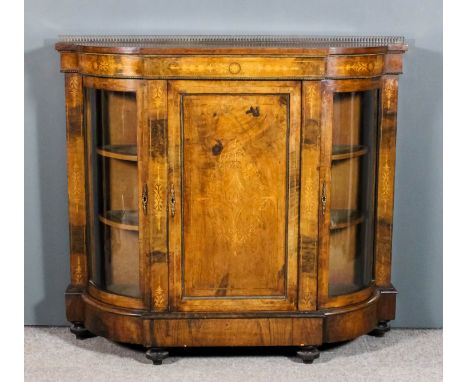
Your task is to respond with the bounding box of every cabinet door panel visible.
[168,81,301,312]
[318,79,380,309]
[83,78,147,309]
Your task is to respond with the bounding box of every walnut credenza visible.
[56,35,407,364]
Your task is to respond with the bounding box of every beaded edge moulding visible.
[57,35,405,48]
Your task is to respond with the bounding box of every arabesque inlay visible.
[153,285,165,309]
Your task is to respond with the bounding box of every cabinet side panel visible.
[146,81,169,311]
[375,76,399,287]
[298,81,322,311]
[65,74,87,291]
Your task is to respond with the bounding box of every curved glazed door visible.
[83,78,147,309]
[318,79,381,309]
[168,80,301,312]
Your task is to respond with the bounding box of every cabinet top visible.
[55,35,407,55]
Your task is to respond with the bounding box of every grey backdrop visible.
[25,0,442,327]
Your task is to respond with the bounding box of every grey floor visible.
[24,327,442,382]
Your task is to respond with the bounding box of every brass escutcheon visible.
[170,184,176,217]
[321,182,327,216]
[142,184,148,215]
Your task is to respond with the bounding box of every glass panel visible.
[86,89,141,298]
[328,90,379,297]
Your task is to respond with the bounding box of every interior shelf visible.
[330,209,364,230]
[332,145,368,161]
[99,210,139,231]
[106,283,141,298]
[97,145,138,162]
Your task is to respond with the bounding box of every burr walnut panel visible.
[182,94,288,298]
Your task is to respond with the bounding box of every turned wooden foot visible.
[146,348,169,365]
[369,320,391,337]
[297,346,320,364]
[70,323,95,340]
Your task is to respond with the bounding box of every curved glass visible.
[86,89,141,298]
[328,90,379,297]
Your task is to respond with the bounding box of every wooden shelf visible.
[97,145,137,162]
[332,145,368,161]
[330,209,364,230]
[106,283,141,299]
[99,210,139,231]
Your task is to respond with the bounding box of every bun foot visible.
[369,320,391,337]
[70,323,95,340]
[297,346,320,364]
[146,348,169,365]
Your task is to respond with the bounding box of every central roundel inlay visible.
[229,62,241,74]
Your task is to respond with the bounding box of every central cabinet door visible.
[168,81,301,312]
